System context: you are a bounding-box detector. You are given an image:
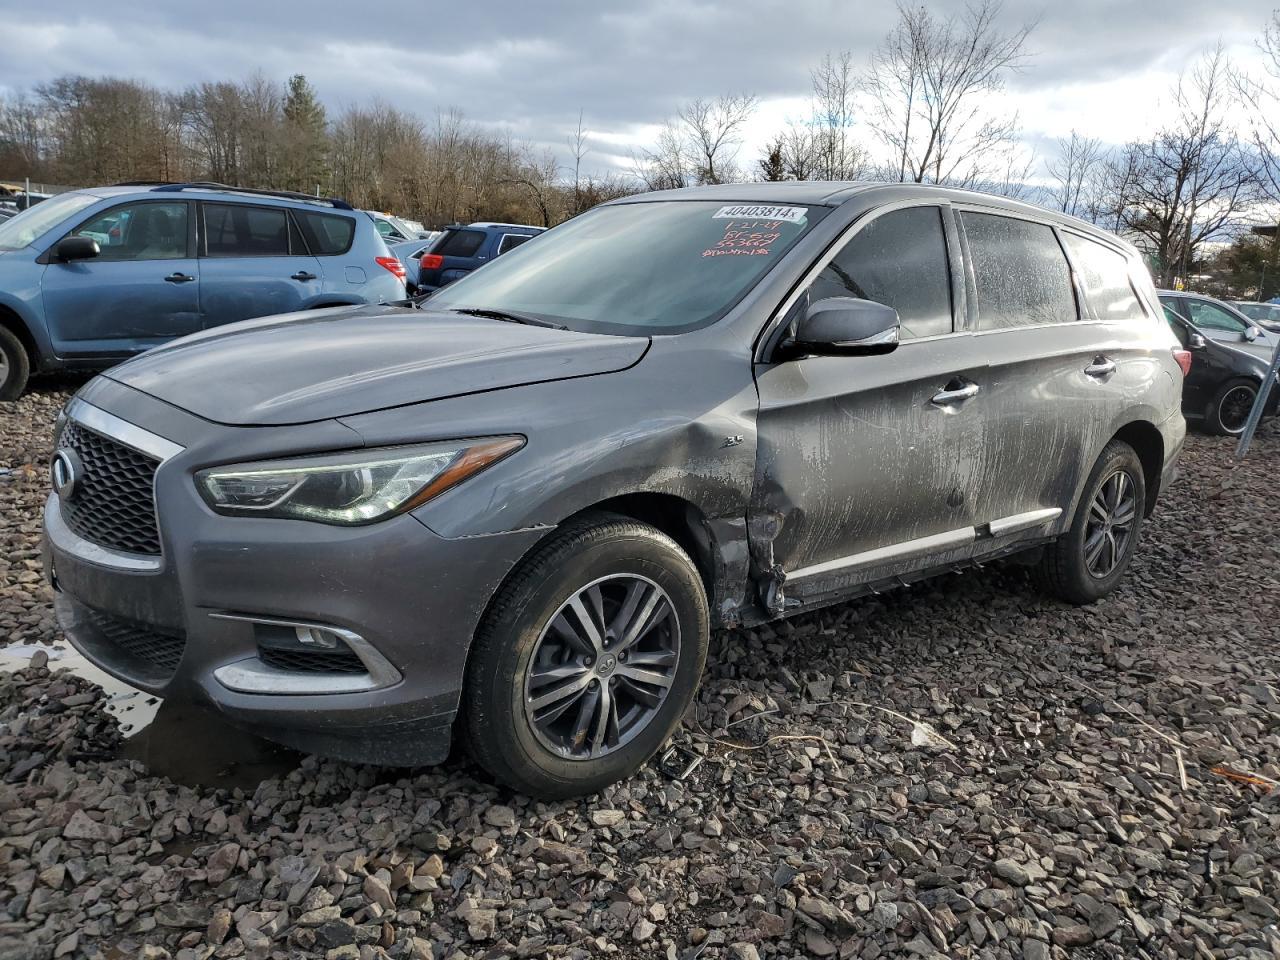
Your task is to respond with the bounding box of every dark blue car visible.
[417,222,545,292]
[0,182,406,398]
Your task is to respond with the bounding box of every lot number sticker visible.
[712,204,807,223]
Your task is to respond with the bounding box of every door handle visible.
[290,271,318,282]
[931,379,980,407]
[164,272,195,283]
[1084,356,1117,378]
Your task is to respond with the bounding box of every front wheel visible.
[0,326,31,401]
[463,516,709,798]
[1035,440,1146,605]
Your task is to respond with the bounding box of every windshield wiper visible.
[452,307,567,330]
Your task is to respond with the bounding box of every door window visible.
[203,203,292,257]
[71,202,188,261]
[295,210,356,255]
[497,233,534,255]
[1062,233,1144,322]
[807,205,953,339]
[963,212,1076,329]
[1184,299,1248,334]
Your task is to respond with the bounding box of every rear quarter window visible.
[294,210,356,256]
[435,229,486,258]
[1063,233,1145,323]
[962,212,1077,329]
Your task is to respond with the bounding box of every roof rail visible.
[144,182,354,210]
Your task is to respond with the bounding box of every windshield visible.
[0,192,99,252]
[427,200,826,335]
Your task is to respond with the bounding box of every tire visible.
[0,325,30,401]
[1035,440,1146,606]
[1205,378,1258,436]
[463,516,709,798]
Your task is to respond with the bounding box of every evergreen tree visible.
[282,74,328,193]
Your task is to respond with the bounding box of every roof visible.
[70,182,355,211]
[467,222,546,231]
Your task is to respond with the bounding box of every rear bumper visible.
[42,392,544,766]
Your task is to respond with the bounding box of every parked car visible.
[1159,290,1277,350]
[389,234,442,293]
[0,182,406,398]
[416,222,545,292]
[0,208,14,223]
[1232,301,1280,333]
[1161,301,1279,435]
[364,211,430,244]
[44,182,1185,797]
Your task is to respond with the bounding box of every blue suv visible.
[416,222,545,292]
[0,182,406,398]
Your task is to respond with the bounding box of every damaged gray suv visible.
[44,183,1186,797]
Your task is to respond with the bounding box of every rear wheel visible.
[1035,440,1145,605]
[1205,378,1257,436]
[0,325,30,401]
[463,516,709,798]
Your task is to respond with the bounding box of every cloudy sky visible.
[1,0,1275,179]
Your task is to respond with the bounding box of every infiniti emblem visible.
[596,654,617,677]
[51,449,83,501]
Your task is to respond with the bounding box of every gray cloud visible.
[1,0,1274,174]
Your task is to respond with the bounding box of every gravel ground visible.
[1,383,1278,960]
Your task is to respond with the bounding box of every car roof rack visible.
[129,181,354,210]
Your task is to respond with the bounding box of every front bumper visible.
[43,391,543,766]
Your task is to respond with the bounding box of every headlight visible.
[196,436,524,525]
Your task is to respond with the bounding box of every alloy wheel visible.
[0,349,8,388]
[1218,385,1255,434]
[1084,469,1138,579]
[523,574,680,760]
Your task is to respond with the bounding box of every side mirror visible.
[788,297,900,357]
[1244,325,1262,341]
[1188,332,1207,350]
[54,236,100,262]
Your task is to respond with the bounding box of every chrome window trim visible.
[43,493,163,572]
[64,398,184,461]
[208,612,402,695]
[787,526,976,581]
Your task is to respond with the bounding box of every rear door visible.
[957,210,1122,532]
[41,199,201,358]
[752,202,989,603]
[197,202,324,327]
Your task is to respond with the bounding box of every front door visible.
[198,202,325,327]
[41,200,201,358]
[751,204,986,608]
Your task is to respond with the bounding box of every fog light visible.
[295,626,342,649]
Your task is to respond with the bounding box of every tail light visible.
[420,253,444,271]
[376,256,406,282]
[1172,347,1192,377]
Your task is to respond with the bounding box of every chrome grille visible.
[58,420,162,555]
[85,608,186,679]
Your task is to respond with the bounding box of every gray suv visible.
[43,183,1186,797]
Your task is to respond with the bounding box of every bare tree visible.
[567,110,589,213]
[1121,47,1256,287]
[811,51,868,179]
[1047,131,1108,217]
[634,119,693,190]
[862,1,1033,186]
[676,93,758,184]
[1235,11,1280,297]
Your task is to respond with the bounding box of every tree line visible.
[1,3,1278,296]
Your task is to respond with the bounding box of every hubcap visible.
[1084,469,1137,579]
[1219,385,1255,434]
[523,574,680,760]
[0,348,9,386]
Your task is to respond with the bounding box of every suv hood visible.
[104,305,650,426]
